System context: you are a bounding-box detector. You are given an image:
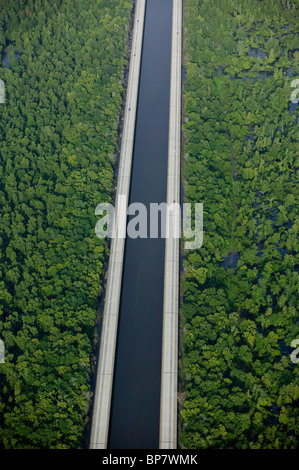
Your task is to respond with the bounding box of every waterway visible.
[108,0,173,449]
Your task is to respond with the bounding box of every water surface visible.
[108,0,173,449]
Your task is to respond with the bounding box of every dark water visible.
[1,52,10,68]
[108,0,173,449]
[1,51,21,68]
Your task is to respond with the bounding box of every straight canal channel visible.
[108,0,173,449]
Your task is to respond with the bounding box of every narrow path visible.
[159,0,182,450]
[89,0,146,449]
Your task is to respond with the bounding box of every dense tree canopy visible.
[180,0,298,449]
[0,0,132,448]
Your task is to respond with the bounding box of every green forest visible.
[0,0,132,448]
[180,0,298,449]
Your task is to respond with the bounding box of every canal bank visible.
[159,0,182,449]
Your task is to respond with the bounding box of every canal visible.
[108,0,173,449]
